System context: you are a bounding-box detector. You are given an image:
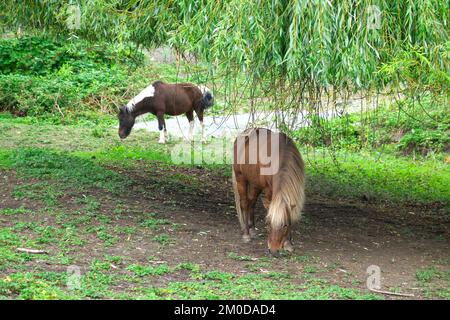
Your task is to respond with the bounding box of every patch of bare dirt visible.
[1,165,448,299]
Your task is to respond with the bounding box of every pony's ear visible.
[119,106,127,114]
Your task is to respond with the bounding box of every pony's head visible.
[266,201,295,256]
[118,106,135,139]
[198,85,214,109]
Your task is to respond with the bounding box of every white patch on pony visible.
[126,84,155,111]
[198,85,213,98]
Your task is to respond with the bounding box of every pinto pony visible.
[232,128,305,256]
[118,81,214,143]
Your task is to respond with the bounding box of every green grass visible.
[0,111,116,127]
[305,149,450,205]
[127,264,171,277]
[0,272,71,300]
[290,96,449,206]
[0,265,380,300]
[416,267,442,284]
[152,234,174,246]
[415,267,450,299]
[174,263,201,273]
[140,213,171,229]
[4,147,131,193]
[0,109,448,300]
[158,272,381,300]
[12,182,64,206]
[0,113,448,206]
[0,207,31,215]
[228,252,256,262]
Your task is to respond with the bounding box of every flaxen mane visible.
[266,142,305,229]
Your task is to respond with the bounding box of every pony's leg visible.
[201,121,206,143]
[246,185,260,238]
[262,188,272,210]
[235,175,251,242]
[283,230,294,252]
[157,112,166,144]
[186,110,194,141]
[196,111,206,143]
[164,120,168,141]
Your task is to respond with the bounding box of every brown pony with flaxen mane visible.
[232,128,305,256]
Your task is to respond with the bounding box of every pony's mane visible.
[198,84,213,97]
[266,139,305,229]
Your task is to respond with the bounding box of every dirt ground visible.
[1,161,448,299]
[113,162,449,298]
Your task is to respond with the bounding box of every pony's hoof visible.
[158,140,165,144]
[249,228,257,238]
[242,235,251,243]
[283,240,294,253]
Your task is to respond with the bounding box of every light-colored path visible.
[132,108,346,139]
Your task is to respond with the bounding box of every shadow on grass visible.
[10,148,131,193]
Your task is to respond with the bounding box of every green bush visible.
[292,96,449,156]
[291,114,362,150]
[398,129,449,155]
[0,35,145,118]
[0,74,78,115]
[0,36,144,75]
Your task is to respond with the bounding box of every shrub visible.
[0,35,145,118]
[292,96,449,156]
[0,36,144,75]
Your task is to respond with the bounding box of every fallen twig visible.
[16,248,48,254]
[369,288,415,297]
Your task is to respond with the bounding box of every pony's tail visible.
[232,169,245,229]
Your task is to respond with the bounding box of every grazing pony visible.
[118,81,214,143]
[232,128,305,256]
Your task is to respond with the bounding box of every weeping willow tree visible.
[1,0,448,131]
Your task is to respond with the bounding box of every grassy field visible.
[2,111,448,206]
[0,122,377,299]
[0,116,449,300]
